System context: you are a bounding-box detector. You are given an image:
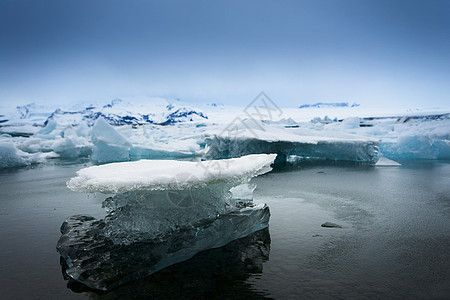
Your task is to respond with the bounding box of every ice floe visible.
[58,154,275,290]
[67,154,276,194]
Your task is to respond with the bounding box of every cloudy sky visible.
[1,0,449,108]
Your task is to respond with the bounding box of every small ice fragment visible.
[375,157,401,166]
[321,222,343,228]
[230,183,257,201]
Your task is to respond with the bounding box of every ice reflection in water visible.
[60,228,271,299]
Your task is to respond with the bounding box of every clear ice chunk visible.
[58,154,276,290]
[57,205,270,291]
[59,225,271,296]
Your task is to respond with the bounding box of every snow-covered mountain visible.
[44,99,208,127]
[1,98,208,128]
[299,102,360,109]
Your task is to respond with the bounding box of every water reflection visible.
[60,228,271,299]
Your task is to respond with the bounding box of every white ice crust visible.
[67,154,276,194]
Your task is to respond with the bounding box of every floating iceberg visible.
[90,118,202,163]
[0,142,57,168]
[58,154,276,290]
[91,118,132,163]
[205,119,379,164]
[360,114,450,160]
[59,226,271,297]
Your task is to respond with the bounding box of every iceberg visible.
[15,120,93,159]
[59,226,271,296]
[90,118,203,163]
[206,136,379,164]
[91,118,132,163]
[58,154,276,290]
[205,119,379,164]
[0,142,57,168]
[360,113,450,160]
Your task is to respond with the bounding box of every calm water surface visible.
[0,160,449,299]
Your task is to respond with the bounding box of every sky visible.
[0,0,449,109]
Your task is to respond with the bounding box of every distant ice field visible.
[0,98,449,169]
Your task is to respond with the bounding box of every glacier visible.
[58,154,275,290]
[1,98,449,169]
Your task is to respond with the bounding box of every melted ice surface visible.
[67,154,276,194]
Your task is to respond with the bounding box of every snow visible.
[67,154,277,194]
[43,98,208,127]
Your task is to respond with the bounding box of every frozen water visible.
[57,205,270,291]
[91,117,131,163]
[206,136,379,163]
[202,118,380,163]
[58,154,276,289]
[230,183,257,201]
[67,154,277,193]
[1,98,449,169]
[0,142,56,168]
[375,157,401,166]
[90,118,202,162]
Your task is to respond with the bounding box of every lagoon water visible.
[0,160,449,299]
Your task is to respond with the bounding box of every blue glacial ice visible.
[204,118,380,164]
[58,154,276,290]
[91,117,202,163]
[0,142,56,168]
[91,117,132,163]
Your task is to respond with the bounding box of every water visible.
[0,160,449,299]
